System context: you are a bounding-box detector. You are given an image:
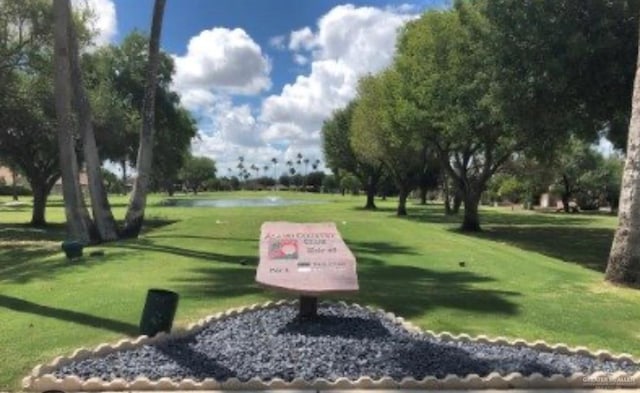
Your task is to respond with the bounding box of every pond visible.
[161,196,323,208]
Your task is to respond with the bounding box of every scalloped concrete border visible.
[23,300,640,391]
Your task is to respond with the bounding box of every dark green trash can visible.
[61,240,84,260]
[139,289,179,337]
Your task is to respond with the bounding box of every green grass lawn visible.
[1,191,639,389]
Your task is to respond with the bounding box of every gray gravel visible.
[54,303,640,382]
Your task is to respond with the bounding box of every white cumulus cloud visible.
[261,4,416,150]
[72,0,117,47]
[185,4,418,173]
[173,27,272,109]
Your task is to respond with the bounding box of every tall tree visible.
[606,22,640,286]
[122,0,166,238]
[481,0,640,152]
[396,6,517,230]
[52,0,92,243]
[271,157,278,181]
[65,0,118,241]
[0,73,60,225]
[322,101,384,209]
[179,154,216,194]
[351,70,423,216]
[0,0,59,225]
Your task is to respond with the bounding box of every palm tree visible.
[312,159,321,171]
[66,0,117,241]
[53,0,92,243]
[296,152,303,174]
[303,158,310,175]
[122,0,167,238]
[271,157,278,181]
[606,34,640,286]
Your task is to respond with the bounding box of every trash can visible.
[139,289,179,337]
[61,240,84,259]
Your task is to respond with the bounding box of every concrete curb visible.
[23,300,640,391]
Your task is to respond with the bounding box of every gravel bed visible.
[54,303,640,382]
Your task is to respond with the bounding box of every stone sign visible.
[256,222,359,296]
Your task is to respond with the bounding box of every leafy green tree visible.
[305,171,325,192]
[481,0,640,151]
[417,148,441,205]
[150,106,197,195]
[395,5,522,229]
[602,155,623,214]
[101,168,126,194]
[179,155,216,194]
[0,72,60,225]
[0,0,97,227]
[339,173,362,196]
[322,101,384,209]
[321,174,338,193]
[351,70,422,216]
[548,137,607,212]
[279,174,291,187]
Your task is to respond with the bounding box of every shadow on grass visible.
[174,255,519,319]
[146,234,257,243]
[347,241,419,256]
[119,238,257,265]
[461,226,614,273]
[0,250,132,284]
[132,218,179,235]
[47,200,131,209]
[0,294,138,335]
[0,223,66,242]
[0,219,179,284]
[356,204,598,227]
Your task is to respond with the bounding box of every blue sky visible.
[86,0,450,175]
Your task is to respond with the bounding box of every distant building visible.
[539,193,558,208]
[52,171,89,194]
[0,166,26,186]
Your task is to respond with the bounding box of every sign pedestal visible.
[299,295,318,319]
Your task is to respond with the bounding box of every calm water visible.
[161,196,322,208]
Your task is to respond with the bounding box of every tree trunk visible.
[66,3,118,242]
[562,192,570,213]
[121,0,166,238]
[30,183,47,226]
[605,28,640,286]
[364,175,376,210]
[166,180,174,196]
[397,186,408,216]
[443,173,452,214]
[11,169,18,201]
[419,185,427,205]
[461,191,481,232]
[452,191,462,214]
[121,160,127,183]
[53,0,91,244]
